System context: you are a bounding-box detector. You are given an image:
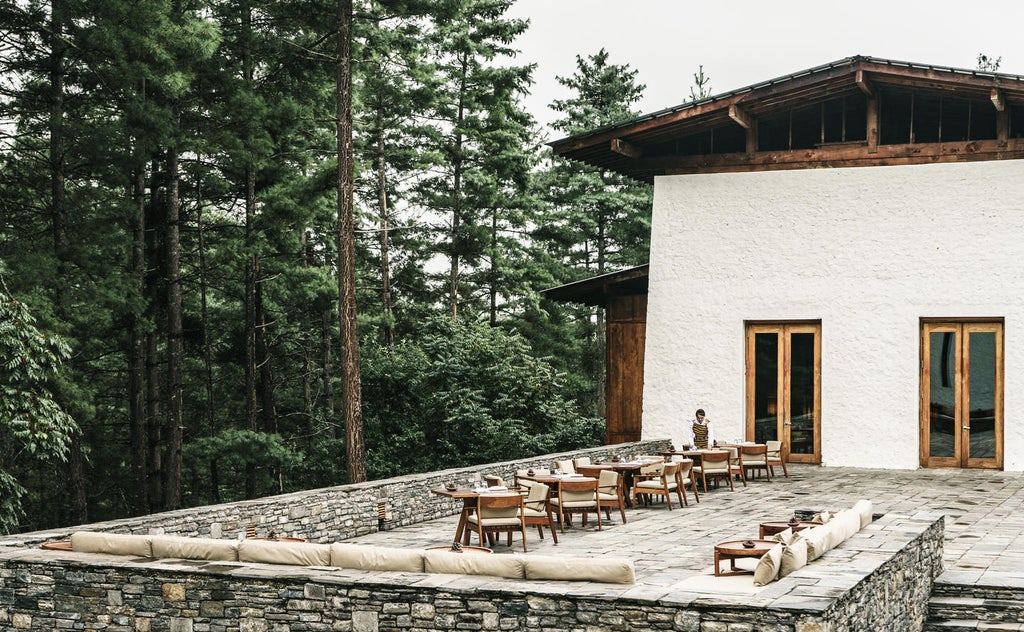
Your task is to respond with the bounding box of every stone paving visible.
[346,464,1024,589]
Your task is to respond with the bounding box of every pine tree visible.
[537,49,653,417]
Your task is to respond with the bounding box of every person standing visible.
[688,408,715,449]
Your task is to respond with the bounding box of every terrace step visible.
[925,585,1024,630]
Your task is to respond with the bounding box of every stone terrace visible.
[2,445,1023,631]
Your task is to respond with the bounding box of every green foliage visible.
[362,317,602,477]
[0,287,78,533]
[183,429,302,503]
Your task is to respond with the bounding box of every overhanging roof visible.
[549,55,1024,181]
[543,265,649,307]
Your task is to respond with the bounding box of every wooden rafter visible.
[610,138,643,159]
[991,88,1006,111]
[856,70,874,97]
[728,104,754,129]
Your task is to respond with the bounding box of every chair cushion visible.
[468,516,522,527]
[753,543,783,586]
[330,543,425,572]
[551,500,597,509]
[150,535,238,561]
[424,550,524,578]
[636,480,666,489]
[70,531,152,557]
[238,540,331,566]
[852,499,873,528]
[523,506,549,518]
[598,492,619,501]
[780,536,808,577]
[522,555,635,584]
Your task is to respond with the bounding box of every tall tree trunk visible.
[145,164,164,512]
[128,159,149,514]
[595,213,607,419]
[377,118,394,346]
[489,209,497,326]
[337,0,365,483]
[256,275,276,433]
[242,1,259,433]
[163,142,184,511]
[48,0,87,525]
[197,196,220,505]
[448,56,467,320]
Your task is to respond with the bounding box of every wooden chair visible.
[765,440,789,478]
[596,469,627,523]
[725,447,747,487]
[467,493,528,551]
[740,444,771,481]
[520,482,558,544]
[550,478,601,533]
[555,459,576,475]
[692,450,734,492]
[573,456,592,468]
[671,457,700,504]
[633,461,685,509]
[484,475,505,487]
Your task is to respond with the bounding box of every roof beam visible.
[991,88,1006,111]
[728,104,754,129]
[856,70,874,97]
[610,138,643,159]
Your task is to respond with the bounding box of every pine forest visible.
[0,0,654,533]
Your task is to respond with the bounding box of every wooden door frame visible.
[919,319,1003,469]
[745,321,822,464]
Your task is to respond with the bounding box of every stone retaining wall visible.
[0,512,943,631]
[0,440,671,546]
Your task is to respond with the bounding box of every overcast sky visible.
[507,0,1024,139]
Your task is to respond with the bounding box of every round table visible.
[758,521,818,539]
[713,539,778,576]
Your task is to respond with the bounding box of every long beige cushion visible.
[522,555,635,584]
[330,543,424,572]
[832,509,861,542]
[852,499,874,528]
[753,543,783,586]
[238,540,331,566]
[150,535,238,561]
[802,525,830,561]
[780,535,808,577]
[71,531,152,557]
[424,550,525,578]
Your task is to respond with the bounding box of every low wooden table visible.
[713,539,777,576]
[758,521,818,539]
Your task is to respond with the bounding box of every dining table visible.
[431,486,523,546]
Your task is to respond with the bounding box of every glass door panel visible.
[753,333,779,444]
[789,333,816,456]
[921,321,1002,469]
[927,330,957,459]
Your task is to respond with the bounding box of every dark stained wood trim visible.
[649,138,1024,175]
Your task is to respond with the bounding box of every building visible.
[550,56,1024,470]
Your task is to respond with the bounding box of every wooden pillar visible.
[605,294,647,445]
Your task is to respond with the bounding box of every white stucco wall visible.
[642,160,1024,470]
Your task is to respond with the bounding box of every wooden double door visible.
[745,322,821,464]
[920,320,1003,469]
